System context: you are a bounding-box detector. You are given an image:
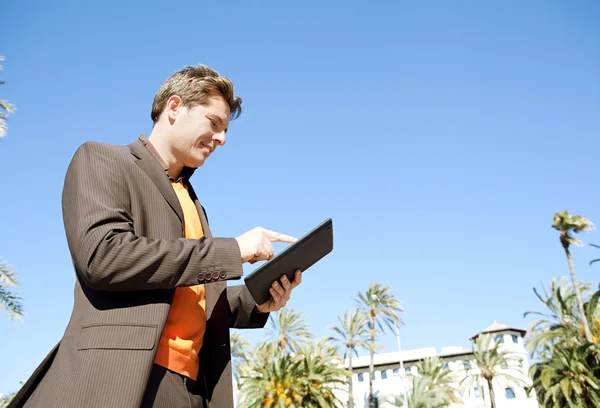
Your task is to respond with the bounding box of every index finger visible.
[264,229,297,244]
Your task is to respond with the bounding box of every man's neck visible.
[147,131,183,180]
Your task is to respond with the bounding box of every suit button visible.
[219,271,227,279]
[197,273,205,282]
[212,271,220,281]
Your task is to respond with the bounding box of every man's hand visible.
[235,227,297,264]
[256,270,302,313]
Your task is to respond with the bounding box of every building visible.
[344,322,539,408]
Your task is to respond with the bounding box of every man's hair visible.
[151,64,242,124]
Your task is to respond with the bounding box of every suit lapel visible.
[186,182,212,239]
[128,140,184,224]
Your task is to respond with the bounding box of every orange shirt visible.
[153,180,206,380]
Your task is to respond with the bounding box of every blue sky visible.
[1,0,599,394]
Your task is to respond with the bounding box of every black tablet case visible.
[244,218,334,305]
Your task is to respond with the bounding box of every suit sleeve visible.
[62,141,243,292]
[227,285,269,329]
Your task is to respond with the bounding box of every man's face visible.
[169,95,230,169]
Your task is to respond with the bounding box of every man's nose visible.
[213,131,226,146]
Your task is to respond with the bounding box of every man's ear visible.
[166,95,182,121]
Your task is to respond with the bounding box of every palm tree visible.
[230,330,251,389]
[552,211,595,343]
[416,356,460,404]
[528,342,600,407]
[0,259,23,319]
[356,282,405,408]
[387,375,454,408]
[0,56,16,139]
[328,308,370,407]
[239,343,349,407]
[267,308,313,354]
[524,277,596,359]
[461,334,526,408]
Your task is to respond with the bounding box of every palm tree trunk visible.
[486,378,496,408]
[348,346,354,408]
[563,242,594,343]
[369,320,375,408]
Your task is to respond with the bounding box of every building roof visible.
[347,346,474,370]
[469,321,527,340]
[346,321,527,370]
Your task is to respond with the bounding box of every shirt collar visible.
[139,134,197,182]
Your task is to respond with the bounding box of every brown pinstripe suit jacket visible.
[9,137,267,408]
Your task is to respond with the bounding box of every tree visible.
[267,308,313,354]
[552,211,595,343]
[230,330,251,389]
[524,278,598,360]
[0,56,15,139]
[416,356,460,405]
[524,280,600,406]
[461,333,526,408]
[239,342,349,407]
[387,375,454,408]
[0,259,23,319]
[528,342,600,407]
[328,308,370,408]
[356,282,405,408]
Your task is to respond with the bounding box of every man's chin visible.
[186,156,207,168]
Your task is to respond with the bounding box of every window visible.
[494,335,504,344]
[405,367,411,374]
[511,334,519,344]
[358,373,364,382]
[372,372,376,381]
[443,363,449,370]
[474,387,482,398]
[463,361,471,370]
[381,370,388,380]
[392,369,399,377]
[505,387,516,399]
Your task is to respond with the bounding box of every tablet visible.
[244,218,334,305]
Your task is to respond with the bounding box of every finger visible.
[292,270,302,287]
[269,287,283,306]
[263,229,297,244]
[280,275,292,291]
[272,280,287,300]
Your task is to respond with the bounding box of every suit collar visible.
[128,137,185,224]
[134,134,197,181]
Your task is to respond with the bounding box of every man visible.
[9,64,302,408]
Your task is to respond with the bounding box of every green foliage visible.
[328,308,370,359]
[230,330,252,388]
[355,282,404,333]
[524,278,597,359]
[0,393,15,408]
[238,341,349,407]
[461,334,526,408]
[528,342,600,407]
[552,211,595,248]
[388,375,455,408]
[415,356,461,405]
[328,308,371,407]
[0,259,24,319]
[355,282,405,408]
[267,308,313,354]
[0,56,16,139]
